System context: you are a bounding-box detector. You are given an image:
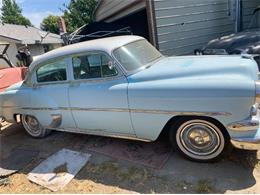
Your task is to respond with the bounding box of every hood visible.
[203,29,260,54]
[128,55,258,82]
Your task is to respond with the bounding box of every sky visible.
[0,0,70,28]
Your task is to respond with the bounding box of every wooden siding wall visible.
[154,0,236,56]
[242,0,260,29]
[96,1,133,21]
[95,0,145,22]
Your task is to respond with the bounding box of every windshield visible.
[113,39,162,71]
[248,8,260,29]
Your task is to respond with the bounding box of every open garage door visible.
[67,0,157,47]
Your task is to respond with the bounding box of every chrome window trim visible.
[34,80,72,87]
[33,57,71,86]
[28,50,126,87]
[32,76,126,87]
[69,75,126,84]
[70,50,124,82]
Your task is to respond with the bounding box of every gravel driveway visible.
[0,123,260,193]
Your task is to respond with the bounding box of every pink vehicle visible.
[0,43,28,92]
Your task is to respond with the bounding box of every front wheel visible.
[170,119,227,162]
[22,115,51,138]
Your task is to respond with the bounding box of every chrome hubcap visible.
[24,115,41,134]
[180,123,220,156]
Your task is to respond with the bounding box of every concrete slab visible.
[27,148,91,192]
[84,136,172,169]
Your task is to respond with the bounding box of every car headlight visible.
[203,49,228,55]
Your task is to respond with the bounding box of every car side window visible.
[36,59,67,83]
[72,53,117,80]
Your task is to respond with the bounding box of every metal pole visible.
[235,0,243,32]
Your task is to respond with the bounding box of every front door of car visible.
[30,57,76,129]
[68,52,134,135]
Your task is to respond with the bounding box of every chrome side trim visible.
[49,114,62,128]
[227,119,259,132]
[23,107,61,111]
[2,106,232,116]
[64,107,129,112]
[47,127,152,142]
[130,109,231,116]
[231,138,260,150]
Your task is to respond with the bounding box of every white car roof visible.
[29,35,144,71]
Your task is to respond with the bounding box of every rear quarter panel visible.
[0,82,31,122]
[0,67,27,92]
[0,83,67,128]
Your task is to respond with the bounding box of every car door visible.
[30,57,76,129]
[68,51,134,136]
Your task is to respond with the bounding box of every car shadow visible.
[0,123,259,193]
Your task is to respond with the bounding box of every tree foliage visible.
[62,0,97,33]
[40,15,60,34]
[0,0,32,26]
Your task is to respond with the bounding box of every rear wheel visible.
[21,115,50,138]
[170,118,227,162]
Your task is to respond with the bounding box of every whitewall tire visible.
[171,119,226,162]
[21,115,50,138]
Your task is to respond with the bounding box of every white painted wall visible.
[0,37,19,66]
[27,44,45,57]
[0,36,62,67]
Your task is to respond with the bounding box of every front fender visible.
[128,77,255,140]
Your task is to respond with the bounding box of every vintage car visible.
[195,6,260,68]
[0,35,260,162]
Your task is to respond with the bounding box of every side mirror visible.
[108,60,116,70]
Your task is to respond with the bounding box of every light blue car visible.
[0,35,260,162]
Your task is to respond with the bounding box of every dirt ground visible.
[0,123,260,194]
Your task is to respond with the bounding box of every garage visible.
[94,0,260,55]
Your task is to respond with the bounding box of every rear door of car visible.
[68,51,135,136]
[30,57,76,129]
